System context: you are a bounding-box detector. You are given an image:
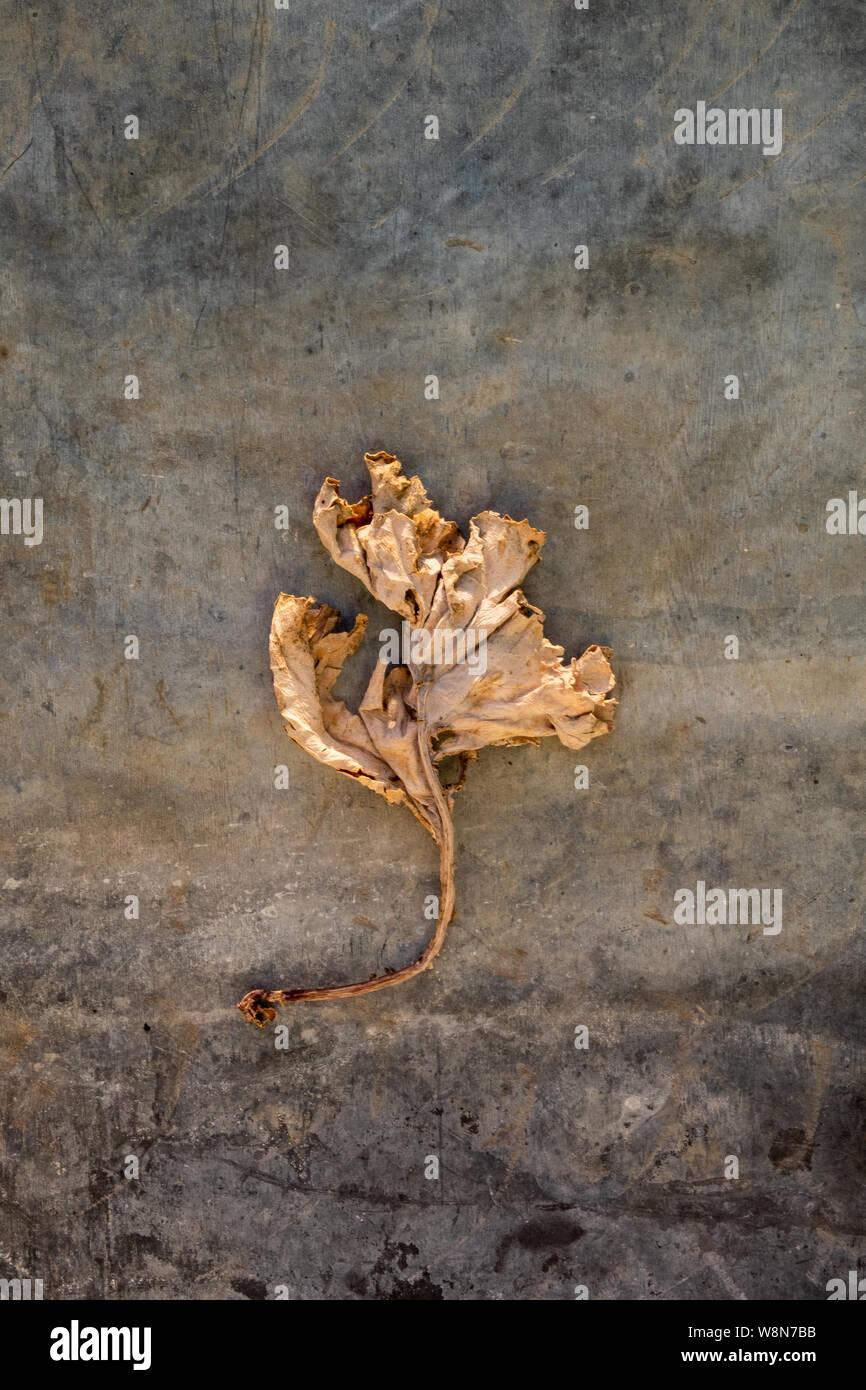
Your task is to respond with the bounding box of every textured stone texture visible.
[0,0,864,1299]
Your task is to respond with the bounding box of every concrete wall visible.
[1,0,864,1299]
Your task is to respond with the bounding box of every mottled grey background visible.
[1,0,864,1300]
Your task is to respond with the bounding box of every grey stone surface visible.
[1,0,864,1299]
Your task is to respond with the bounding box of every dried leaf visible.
[238,450,616,1025]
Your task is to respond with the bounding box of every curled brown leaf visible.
[238,450,615,1025]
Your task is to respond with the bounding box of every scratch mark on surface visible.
[211,0,232,114]
[373,284,448,308]
[150,1023,200,1125]
[641,0,810,164]
[539,149,585,184]
[630,0,718,113]
[719,79,865,200]
[274,185,336,247]
[0,139,32,182]
[654,1272,696,1298]
[191,296,209,344]
[155,679,183,730]
[704,1251,748,1300]
[136,12,332,224]
[30,30,103,234]
[463,0,553,154]
[371,207,399,229]
[323,3,439,170]
[80,676,108,736]
[708,0,810,106]
[213,18,336,196]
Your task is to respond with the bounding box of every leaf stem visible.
[237,724,456,1025]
